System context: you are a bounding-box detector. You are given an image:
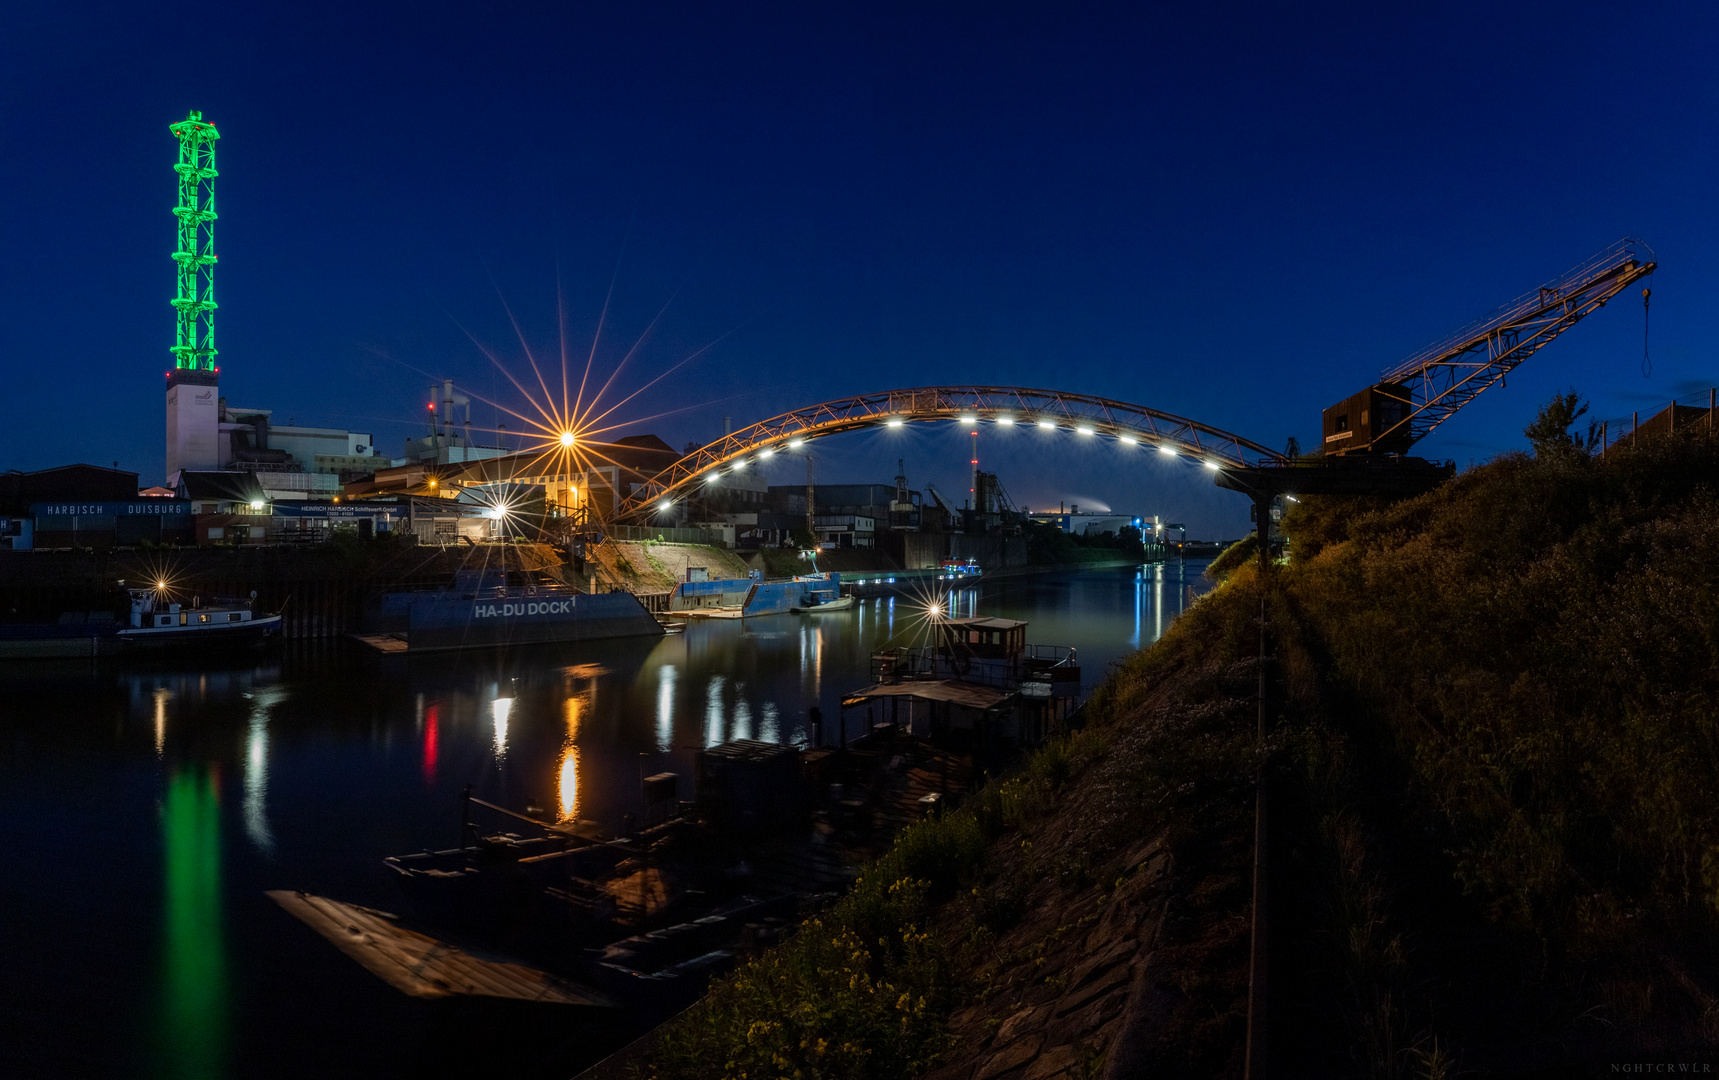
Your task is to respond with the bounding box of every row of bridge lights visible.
[653,414,1226,514]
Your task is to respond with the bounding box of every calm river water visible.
[0,561,1210,1080]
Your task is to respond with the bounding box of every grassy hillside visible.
[630,411,1719,1077]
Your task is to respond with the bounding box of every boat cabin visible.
[129,589,256,628]
[937,617,1027,661]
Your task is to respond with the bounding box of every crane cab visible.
[1322,382,1414,455]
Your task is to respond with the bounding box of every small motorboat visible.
[790,595,855,614]
[116,588,282,649]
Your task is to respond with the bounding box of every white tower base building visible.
[165,370,221,484]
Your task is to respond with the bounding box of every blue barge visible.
[667,572,841,619]
[365,569,663,652]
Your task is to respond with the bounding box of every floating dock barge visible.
[356,568,663,653]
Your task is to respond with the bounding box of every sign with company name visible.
[32,501,192,517]
[473,599,575,619]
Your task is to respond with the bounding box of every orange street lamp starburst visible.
[431,270,744,524]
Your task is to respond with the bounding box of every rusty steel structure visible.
[1327,237,1656,455]
[616,386,1283,521]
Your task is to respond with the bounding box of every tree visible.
[1524,390,1592,459]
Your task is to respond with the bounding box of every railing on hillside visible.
[1596,387,1718,453]
[606,524,729,547]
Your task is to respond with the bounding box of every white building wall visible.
[165,378,221,482]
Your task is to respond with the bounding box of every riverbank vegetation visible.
[634,396,1719,1076]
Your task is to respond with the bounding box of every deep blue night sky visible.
[4,2,1715,535]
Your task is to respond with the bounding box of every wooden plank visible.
[266,890,613,1007]
[349,633,410,653]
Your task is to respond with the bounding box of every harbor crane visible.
[1323,238,1656,455]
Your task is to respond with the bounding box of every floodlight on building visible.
[788,438,805,449]
[559,431,576,448]
[760,448,774,458]
[886,418,903,428]
[957,415,976,424]
[996,416,1015,426]
[658,501,672,512]
[1077,426,1094,436]
[1203,460,1221,471]
[1037,419,1056,430]
[1119,434,1137,445]
[249,498,265,510]
[1157,445,1176,456]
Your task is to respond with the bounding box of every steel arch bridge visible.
[616,386,1283,521]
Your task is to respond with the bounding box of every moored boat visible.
[790,594,854,613]
[118,587,282,649]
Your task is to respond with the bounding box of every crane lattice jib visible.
[615,386,1282,521]
[169,111,220,372]
[1375,237,1655,447]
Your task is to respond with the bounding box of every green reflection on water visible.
[158,766,227,1079]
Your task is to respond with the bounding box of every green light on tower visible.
[170,111,219,372]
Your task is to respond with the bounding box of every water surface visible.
[0,562,1209,1079]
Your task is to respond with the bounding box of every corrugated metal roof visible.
[845,680,1012,710]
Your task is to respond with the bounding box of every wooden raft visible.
[266,890,612,1006]
[349,633,410,654]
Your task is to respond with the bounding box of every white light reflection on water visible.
[733,697,753,741]
[152,687,169,757]
[492,696,513,761]
[242,686,286,853]
[1155,564,1165,642]
[705,675,726,747]
[655,665,677,751]
[761,701,780,743]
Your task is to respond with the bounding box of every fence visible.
[605,524,729,547]
[1596,387,1718,453]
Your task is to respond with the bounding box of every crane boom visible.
[1324,238,1656,455]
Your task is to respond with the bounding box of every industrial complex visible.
[1,111,1167,564]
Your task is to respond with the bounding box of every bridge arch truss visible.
[617,386,1282,520]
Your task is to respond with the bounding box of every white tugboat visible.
[117,587,283,649]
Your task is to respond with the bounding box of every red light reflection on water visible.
[423,704,439,782]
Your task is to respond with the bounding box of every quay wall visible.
[0,543,548,640]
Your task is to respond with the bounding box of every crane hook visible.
[1642,286,1652,378]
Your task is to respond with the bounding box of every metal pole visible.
[805,453,815,544]
[1245,496,1271,1080]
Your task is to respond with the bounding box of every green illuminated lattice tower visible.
[170,111,219,371]
[164,111,223,483]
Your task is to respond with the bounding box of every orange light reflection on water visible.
[558,694,583,823]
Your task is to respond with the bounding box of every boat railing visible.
[1023,643,1077,666]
